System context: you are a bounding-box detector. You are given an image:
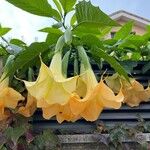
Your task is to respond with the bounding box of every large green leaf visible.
[119,35,147,49]
[0,26,11,37]
[5,42,50,78]
[73,1,118,36]
[81,34,104,49]
[39,27,63,45]
[71,13,77,26]
[53,0,62,15]
[6,0,61,21]
[39,27,63,35]
[91,46,129,82]
[59,0,76,13]
[114,21,133,40]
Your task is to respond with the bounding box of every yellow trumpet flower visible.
[23,36,79,122]
[70,69,124,121]
[23,57,78,122]
[105,74,150,107]
[0,76,24,121]
[69,46,124,121]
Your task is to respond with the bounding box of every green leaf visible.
[81,34,104,49]
[114,21,133,40]
[59,0,76,13]
[40,27,63,45]
[119,35,147,49]
[73,1,118,36]
[5,42,50,78]
[75,1,118,27]
[0,47,8,56]
[6,0,61,21]
[91,46,129,82]
[5,126,27,145]
[0,26,11,37]
[10,39,26,47]
[71,13,77,26]
[46,33,61,45]
[39,27,63,35]
[33,130,60,150]
[53,0,62,15]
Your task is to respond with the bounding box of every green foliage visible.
[39,27,63,35]
[29,130,60,150]
[5,126,28,146]
[73,1,118,36]
[6,0,61,21]
[71,13,77,26]
[9,39,26,47]
[114,21,133,40]
[96,118,150,149]
[0,47,8,56]
[5,42,50,78]
[59,0,76,13]
[91,46,129,82]
[52,0,63,15]
[75,1,118,27]
[0,115,60,150]
[0,26,11,37]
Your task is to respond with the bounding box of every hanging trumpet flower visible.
[69,46,124,121]
[0,55,24,121]
[23,34,79,123]
[105,73,150,107]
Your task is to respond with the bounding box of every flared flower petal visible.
[105,74,150,107]
[24,62,78,106]
[38,99,80,123]
[18,94,36,117]
[122,79,150,107]
[23,50,79,123]
[0,77,24,120]
[0,87,24,109]
[70,69,124,121]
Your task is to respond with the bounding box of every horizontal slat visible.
[58,133,150,143]
[100,112,150,120]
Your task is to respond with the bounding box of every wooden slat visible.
[58,133,150,143]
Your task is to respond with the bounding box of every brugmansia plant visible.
[0,0,149,127]
[1,0,150,149]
